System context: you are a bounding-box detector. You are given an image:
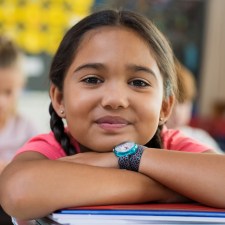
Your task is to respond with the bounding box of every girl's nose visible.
[101,84,129,110]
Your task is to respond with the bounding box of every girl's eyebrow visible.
[73,63,157,78]
[74,63,105,73]
[127,64,157,78]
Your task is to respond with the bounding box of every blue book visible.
[47,203,225,224]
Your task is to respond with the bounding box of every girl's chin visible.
[79,141,126,153]
[79,135,152,152]
[78,143,112,153]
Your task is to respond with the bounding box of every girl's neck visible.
[78,143,93,153]
[67,131,92,153]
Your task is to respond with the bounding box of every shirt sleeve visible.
[15,132,67,159]
[162,127,212,153]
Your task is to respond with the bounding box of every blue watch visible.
[113,141,145,171]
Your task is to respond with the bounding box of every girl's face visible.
[51,27,173,152]
[0,67,23,127]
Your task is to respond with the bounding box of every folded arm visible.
[0,151,184,220]
[60,148,225,208]
[139,148,225,208]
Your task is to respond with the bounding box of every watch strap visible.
[129,145,145,171]
[118,155,131,170]
[118,145,145,171]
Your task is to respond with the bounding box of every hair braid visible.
[145,125,163,149]
[49,103,75,155]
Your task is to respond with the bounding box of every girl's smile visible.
[95,115,131,132]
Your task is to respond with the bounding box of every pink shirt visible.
[16,127,211,160]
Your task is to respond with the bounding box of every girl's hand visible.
[58,152,119,168]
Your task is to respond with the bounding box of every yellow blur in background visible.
[0,0,94,55]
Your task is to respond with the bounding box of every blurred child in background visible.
[166,59,223,153]
[0,36,39,173]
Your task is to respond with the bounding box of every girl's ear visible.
[49,84,65,118]
[159,95,175,125]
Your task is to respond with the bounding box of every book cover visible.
[48,203,225,225]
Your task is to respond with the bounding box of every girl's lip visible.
[95,116,130,131]
[95,116,130,125]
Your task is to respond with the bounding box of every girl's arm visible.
[139,148,225,208]
[0,152,185,220]
[57,148,225,208]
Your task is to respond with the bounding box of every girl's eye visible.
[129,79,150,87]
[82,76,103,84]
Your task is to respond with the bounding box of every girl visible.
[0,9,225,220]
[0,36,39,174]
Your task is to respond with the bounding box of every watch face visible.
[116,141,135,153]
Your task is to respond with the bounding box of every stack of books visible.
[35,203,225,225]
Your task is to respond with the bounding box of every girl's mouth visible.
[95,116,130,131]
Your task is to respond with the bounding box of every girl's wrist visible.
[108,152,120,168]
[113,142,145,171]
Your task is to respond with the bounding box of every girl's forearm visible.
[0,158,182,220]
[139,148,225,208]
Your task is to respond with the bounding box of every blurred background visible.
[0,0,224,147]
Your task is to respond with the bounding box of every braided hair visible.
[145,126,163,149]
[49,9,177,155]
[49,103,75,155]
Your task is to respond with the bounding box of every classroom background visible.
[0,0,224,149]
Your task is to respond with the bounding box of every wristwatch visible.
[113,141,145,171]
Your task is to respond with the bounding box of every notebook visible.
[38,203,225,225]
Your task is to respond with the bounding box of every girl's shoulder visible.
[15,132,67,159]
[161,126,211,153]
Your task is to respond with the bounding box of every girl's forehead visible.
[77,26,151,51]
[70,26,155,67]
[71,26,157,69]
